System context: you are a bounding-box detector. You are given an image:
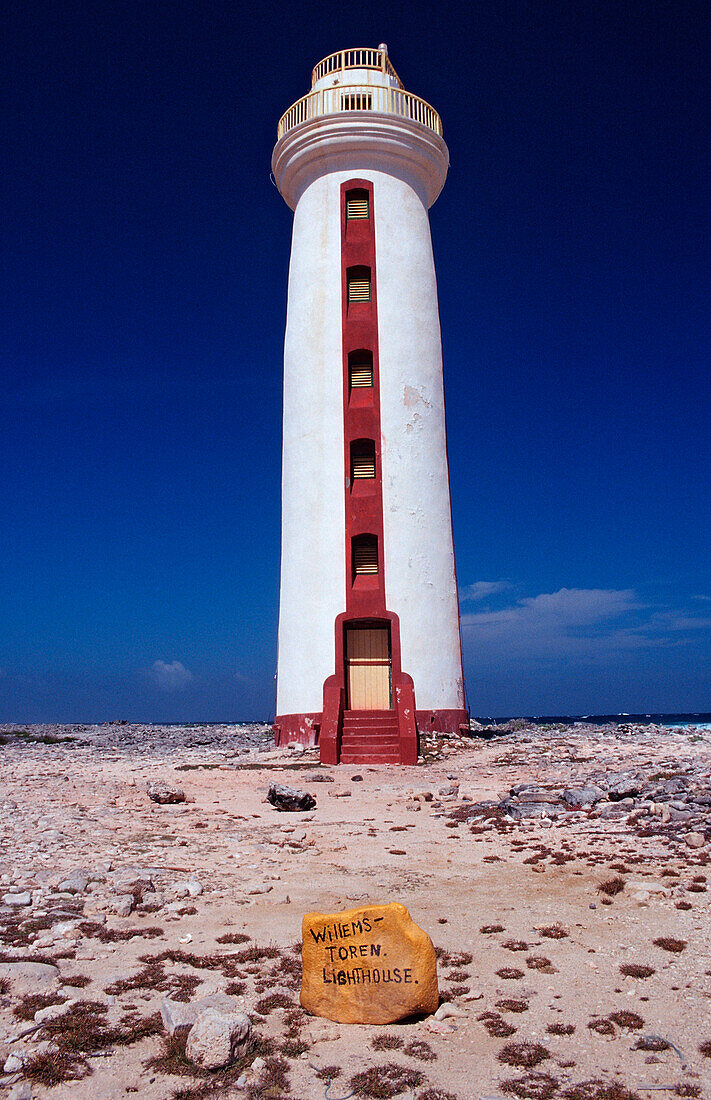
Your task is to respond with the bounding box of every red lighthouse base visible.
[273,704,469,765]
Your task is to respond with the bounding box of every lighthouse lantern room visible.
[272,46,467,764]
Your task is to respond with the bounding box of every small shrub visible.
[598,877,625,896]
[478,1010,517,1038]
[215,931,250,945]
[62,974,91,988]
[403,1039,436,1062]
[23,1049,89,1087]
[547,1022,575,1035]
[588,1018,615,1036]
[619,963,655,978]
[699,1039,711,1057]
[254,992,292,1015]
[635,1036,670,1052]
[498,1041,550,1068]
[527,956,554,972]
[12,992,65,1021]
[538,925,568,939]
[561,1082,641,1100]
[501,1073,559,1099]
[350,1061,424,1098]
[608,1010,644,1030]
[652,937,686,953]
[280,1036,308,1057]
[481,924,505,934]
[315,1064,342,1080]
[496,998,529,1013]
[497,968,524,980]
[372,1034,404,1051]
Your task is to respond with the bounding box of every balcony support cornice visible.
[271,114,449,211]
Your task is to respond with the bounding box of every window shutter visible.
[349,356,373,387]
[351,442,376,479]
[347,275,371,302]
[341,93,372,112]
[353,537,378,575]
[346,195,369,219]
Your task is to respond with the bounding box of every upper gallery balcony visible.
[276,47,443,141]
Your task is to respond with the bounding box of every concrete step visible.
[340,754,401,764]
[342,720,399,730]
[342,733,399,742]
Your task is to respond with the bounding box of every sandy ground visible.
[0,720,710,1100]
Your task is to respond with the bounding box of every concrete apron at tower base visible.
[273,713,321,747]
[273,708,469,754]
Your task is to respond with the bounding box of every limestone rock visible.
[114,872,154,902]
[435,1001,467,1020]
[34,1000,74,1023]
[160,993,244,1043]
[301,902,438,1024]
[56,869,90,894]
[685,831,706,848]
[8,1083,33,1100]
[267,783,316,812]
[0,961,59,995]
[2,892,31,907]
[109,893,133,917]
[184,1008,252,1069]
[562,786,603,808]
[146,780,185,804]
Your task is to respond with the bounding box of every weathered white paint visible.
[312,66,400,93]
[273,70,464,718]
[375,175,465,711]
[276,174,345,716]
[272,113,448,212]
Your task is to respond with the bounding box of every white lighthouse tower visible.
[272,46,467,764]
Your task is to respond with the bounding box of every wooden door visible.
[345,626,391,710]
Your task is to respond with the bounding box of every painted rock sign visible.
[301,902,438,1024]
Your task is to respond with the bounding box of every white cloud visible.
[150,660,193,691]
[460,580,510,603]
[461,587,647,660]
[461,586,711,667]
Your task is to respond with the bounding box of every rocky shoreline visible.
[1,720,709,1099]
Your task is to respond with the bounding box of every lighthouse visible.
[272,46,467,764]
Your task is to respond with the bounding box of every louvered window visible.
[342,93,372,112]
[347,267,371,303]
[349,351,373,389]
[346,191,369,220]
[351,440,376,480]
[352,535,379,576]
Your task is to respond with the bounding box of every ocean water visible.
[478,713,711,730]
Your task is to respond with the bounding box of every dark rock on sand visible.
[267,783,316,812]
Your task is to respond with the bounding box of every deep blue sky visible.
[2,0,709,722]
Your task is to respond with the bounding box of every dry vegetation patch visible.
[479,1010,517,1038]
[652,937,687,953]
[498,1041,550,1068]
[619,963,655,979]
[349,1061,424,1098]
[501,1072,560,1099]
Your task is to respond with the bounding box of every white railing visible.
[277,84,443,140]
[311,48,402,88]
